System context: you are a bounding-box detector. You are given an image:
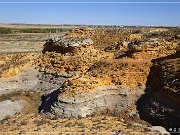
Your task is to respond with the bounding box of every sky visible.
[0,0,180,26]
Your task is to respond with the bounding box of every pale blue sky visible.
[0,0,180,26]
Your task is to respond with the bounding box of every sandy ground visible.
[0,33,66,53]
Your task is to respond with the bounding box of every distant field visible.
[0,23,79,29]
[0,27,71,34]
[0,23,81,34]
[0,24,79,53]
[0,33,67,53]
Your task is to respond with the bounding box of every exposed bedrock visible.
[34,70,65,92]
[0,66,39,95]
[137,52,180,130]
[0,100,23,121]
[40,85,144,118]
[0,66,65,95]
[42,36,93,54]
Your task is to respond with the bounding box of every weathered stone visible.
[0,100,23,121]
[43,36,93,53]
[40,85,140,118]
[151,126,170,135]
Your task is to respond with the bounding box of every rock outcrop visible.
[43,34,93,53]
[148,52,180,104]
[137,52,180,130]
[40,76,143,118]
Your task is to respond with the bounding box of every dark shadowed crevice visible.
[39,89,60,113]
[136,52,180,132]
[42,41,74,54]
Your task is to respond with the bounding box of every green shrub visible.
[0,28,11,34]
[0,27,71,34]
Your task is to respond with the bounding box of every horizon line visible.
[0,1,180,4]
[0,23,179,27]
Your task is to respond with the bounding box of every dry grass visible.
[91,29,128,50]
[0,90,42,113]
[0,53,38,78]
[0,113,158,135]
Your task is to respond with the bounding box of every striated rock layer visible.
[40,76,144,118]
[39,27,179,119]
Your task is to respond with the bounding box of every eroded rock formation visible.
[40,76,143,118]
[0,26,179,134]
[137,52,180,129]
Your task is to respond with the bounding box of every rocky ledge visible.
[137,52,180,129]
[40,76,143,118]
[43,36,93,53]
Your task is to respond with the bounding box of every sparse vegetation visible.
[0,53,34,77]
[0,27,71,34]
[0,90,42,113]
[0,28,11,34]
[34,119,46,126]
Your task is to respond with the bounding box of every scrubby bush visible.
[0,28,11,34]
[0,28,71,34]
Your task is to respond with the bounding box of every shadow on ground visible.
[136,52,180,131]
[39,89,60,113]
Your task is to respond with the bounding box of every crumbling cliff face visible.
[40,75,143,118]
[38,28,147,118]
[39,27,179,120]
[42,36,93,53]
[148,52,180,104]
[93,27,179,60]
[137,52,180,129]
[35,28,180,135]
